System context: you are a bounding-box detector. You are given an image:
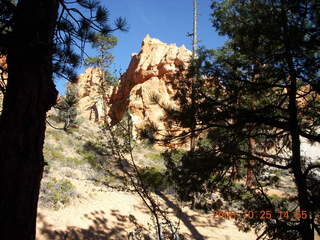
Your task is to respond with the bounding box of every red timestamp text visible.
[213,210,310,220]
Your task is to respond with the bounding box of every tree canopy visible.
[163,0,320,239]
[84,33,118,87]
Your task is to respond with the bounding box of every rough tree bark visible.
[0,0,58,239]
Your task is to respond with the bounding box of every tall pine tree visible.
[84,33,118,125]
[0,1,127,239]
[164,1,320,239]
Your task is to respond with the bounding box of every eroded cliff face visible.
[76,35,192,137]
[76,67,112,123]
[108,35,192,136]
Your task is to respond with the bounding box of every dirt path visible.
[36,188,257,240]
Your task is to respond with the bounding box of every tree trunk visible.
[0,1,58,239]
[288,75,314,240]
[246,137,255,187]
[190,0,197,153]
[281,4,314,237]
[286,67,313,239]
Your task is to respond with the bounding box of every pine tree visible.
[85,33,118,86]
[164,1,320,239]
[0,1,127,239]
[84,33,118,125]
[55,84,79,131]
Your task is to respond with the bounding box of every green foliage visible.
[83,140,110,156]
[107,112,135,154]
[39,178,77,210]
[145,152,162,162]
[163,149,186,164]
[161,0,320,239]
[76,141,110,171]
[51,0,127,82]
[105,70,119,86]
[91,170,119,186]
[89,34,118,52]
[55,84,79,131]
[0,0,127,82]
[83,56,100,67]
[44,143,84,167]
[84,33,119,88]
[51,149,65,161]
[84,152,100,169]
[138,123,158,145]
[44,145,64,162]
[63,156,84,166]
[139,167,172,191]
[77,147,99,168]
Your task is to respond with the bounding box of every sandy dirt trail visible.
[36,186,257,240]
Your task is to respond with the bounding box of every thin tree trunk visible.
[98,46,110,127]
[280,3,314,237]
[0,1,58,239]
[288,74,314,240]
[190,0,197,152]
[246,137,255,186]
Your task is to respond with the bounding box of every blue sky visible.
[55,0,226,95]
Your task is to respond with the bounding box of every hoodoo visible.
[77,35,192,137]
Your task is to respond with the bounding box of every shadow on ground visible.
[156,191,227,240]
[37,192,233,240]
[37,210,130,240]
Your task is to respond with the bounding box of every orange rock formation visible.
[76,35,192,137]
[108,34,192,135]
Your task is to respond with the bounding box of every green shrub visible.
[44,144,84,167]
[62,156,84,166]
[139,167,172,191]
[83,141,110,156]
[91,171,118,186]
[145,152,162,162]
[40,178,77,210]
[138,123,158,145]
[47,114,61,123]
[55,84,79,131]
[77,145,108,170]
[164,149,186,164]
[51,150,65,161]
[82,151,100,168]
[43,145,65,161]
